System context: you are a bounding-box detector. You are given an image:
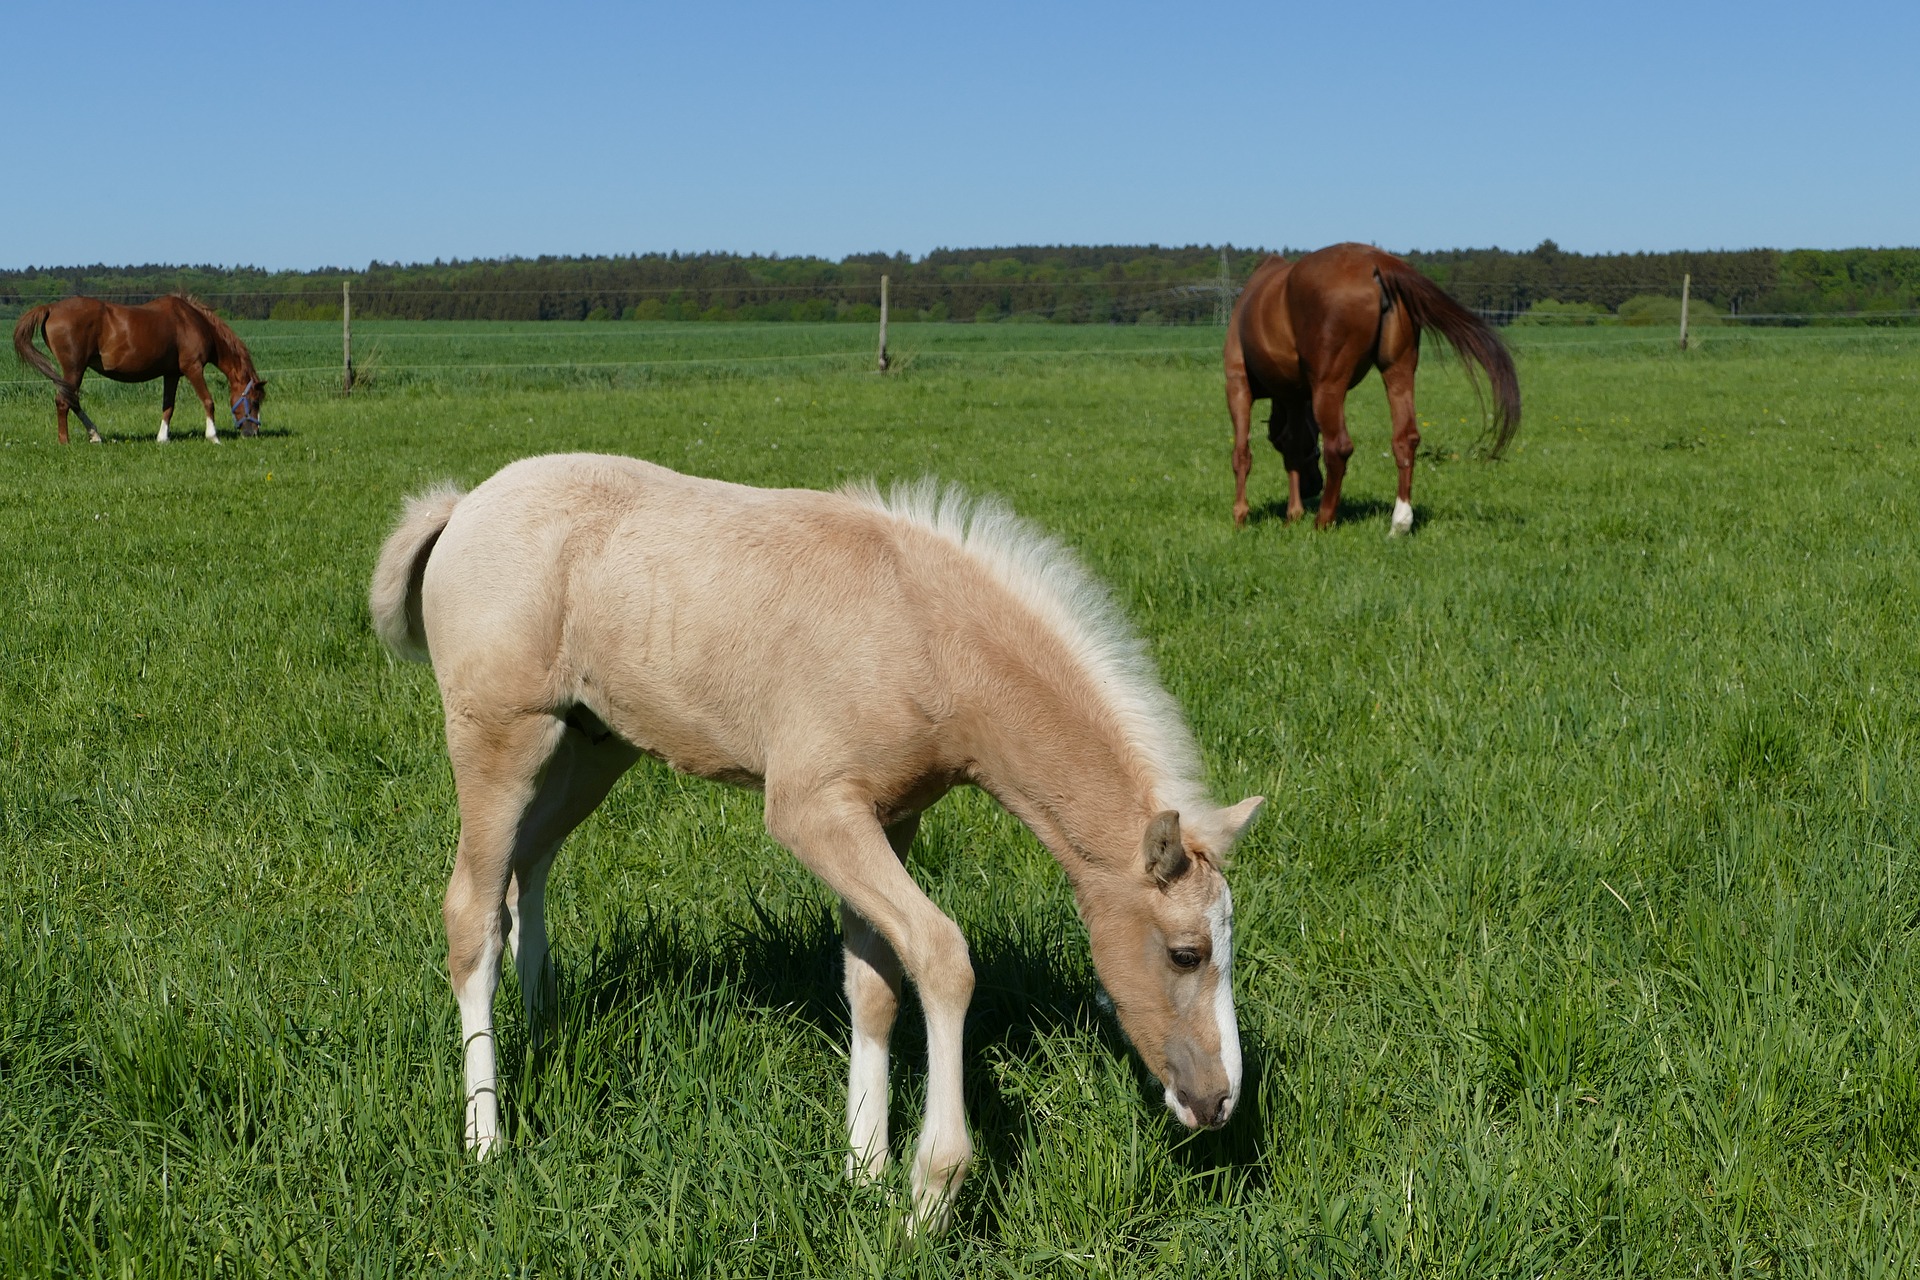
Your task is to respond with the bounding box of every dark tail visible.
[11,305,71,403]
[1375,259,1521,457]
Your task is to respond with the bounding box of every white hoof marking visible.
[1390,499,1414,535]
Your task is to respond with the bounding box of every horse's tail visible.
[1374,257,1521,457]
[10,305,69,401]
[370,484,464,662]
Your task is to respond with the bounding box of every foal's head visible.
[1082,797,1263,1129]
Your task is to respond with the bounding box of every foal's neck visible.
[958,658,1157,880]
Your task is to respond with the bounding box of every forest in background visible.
[2,242,1915,324]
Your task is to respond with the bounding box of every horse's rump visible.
[11,304,70,400]
[1372,255,1521,454]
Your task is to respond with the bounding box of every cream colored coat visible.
[371,453,1261,1230]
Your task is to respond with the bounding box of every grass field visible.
[3,321,1919,1277]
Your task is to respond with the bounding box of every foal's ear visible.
[1218,796,1266,847]
[1143,810,1191,886]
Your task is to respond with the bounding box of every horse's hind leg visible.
[1310,379,1357,529]
[842,814,917,1182]
[1381,355,1421,535]
[1227,369,1256,526]
[158,374,179,444]
[54,380,100,445]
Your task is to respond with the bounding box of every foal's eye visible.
[1169,947,1203,971]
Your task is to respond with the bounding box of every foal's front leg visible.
[841,815,917,1181]
[771,792,972,1231]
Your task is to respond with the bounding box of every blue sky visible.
[4,1,1913,269]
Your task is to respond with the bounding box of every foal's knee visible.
[843,940,902,1029]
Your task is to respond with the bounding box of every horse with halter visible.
[12,294,266,444]
[371,453,1264,1232]
[1225,243,1520,533]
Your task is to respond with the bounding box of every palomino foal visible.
[371,454,1263,1230]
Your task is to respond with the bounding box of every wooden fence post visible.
[1678,272,1690,352]
[342,280,355,393]
[876,275,890,372]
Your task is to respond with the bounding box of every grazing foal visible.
[371,454,1263,1230]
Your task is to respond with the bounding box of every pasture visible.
[3,321,1918,1277]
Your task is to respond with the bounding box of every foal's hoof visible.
[1390,500,1414,536]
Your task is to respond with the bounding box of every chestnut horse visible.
[371,454,1264,1232]
[12,295,266,444]
[1226,243,1519,533]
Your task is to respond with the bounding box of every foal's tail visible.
[11,305,69,401]
[1374,258,1522,457]
[370,484,465,662]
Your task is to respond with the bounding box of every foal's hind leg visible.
[843,814,917,1182]
[505,719,639,1047]
[443,711,559,1155]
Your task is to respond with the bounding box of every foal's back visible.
[422,453,953,788]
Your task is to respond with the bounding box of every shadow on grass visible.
[1245,494,1396,529]
[74,427,294,444]
[520,897,1271,1205]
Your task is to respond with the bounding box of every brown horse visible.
[12,295,266,444]
[1225,242,1519,533]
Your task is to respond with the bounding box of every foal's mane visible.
[845,479,1216,830]
[173,294,256,375]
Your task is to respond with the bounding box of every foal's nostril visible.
[1176,1088,1233,1128]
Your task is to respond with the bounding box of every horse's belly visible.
[601,695,767,789]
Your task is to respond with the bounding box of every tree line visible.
[2,242,1914,324]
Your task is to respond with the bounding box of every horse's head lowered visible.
[1081,796,1263,1129]
[231,374,267,436]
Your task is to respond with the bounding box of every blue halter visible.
[231,378,261,433]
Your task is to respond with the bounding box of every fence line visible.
[8,326,1919,391]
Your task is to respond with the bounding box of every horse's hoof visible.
[1390,500,1414,536]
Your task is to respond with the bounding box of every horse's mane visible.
[172,294,257,375]
[844,478,1218,833]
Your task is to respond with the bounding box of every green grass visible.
[3,322,1919,1276]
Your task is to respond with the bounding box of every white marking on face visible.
[1391,499,1414,535]
[1208,882,1242,1117]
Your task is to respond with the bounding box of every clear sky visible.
[4,0,1913,270]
